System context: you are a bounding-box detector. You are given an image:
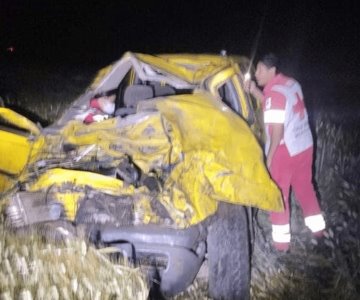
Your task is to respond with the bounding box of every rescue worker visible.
[245,53,326,251]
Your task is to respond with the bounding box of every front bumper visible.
[100,224,205,296]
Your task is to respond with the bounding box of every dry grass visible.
[0,214,151,297]
[0,211,149,299]
[0,61,95,124]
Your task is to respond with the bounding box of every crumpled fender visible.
[27,168,157,222]
[155,92,283,226]
[0,108,44,192]
[0,107,41,136]
[32,94,282,227]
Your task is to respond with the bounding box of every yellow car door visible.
[0,108,44,192]
[207,67,265,143]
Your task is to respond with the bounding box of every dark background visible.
[1,0,360,107]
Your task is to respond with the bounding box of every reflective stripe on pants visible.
[272,224,291,243]
[269,145,325,244]
[304,214,326,233]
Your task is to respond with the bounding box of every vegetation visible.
[0,215,148,299]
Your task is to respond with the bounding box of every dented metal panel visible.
[155,93,283,226]
[0,108,44,179]
[40,93,282,227]
[0,107,41,136]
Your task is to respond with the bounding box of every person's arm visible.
[266,123,284,168]
[244,80,264,102]
[263,91,286,168]
[250,83,264,103]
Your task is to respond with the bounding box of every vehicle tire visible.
[207,202,250,300]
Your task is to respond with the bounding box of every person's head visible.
[92,89,117,114]
[255,53,280,87]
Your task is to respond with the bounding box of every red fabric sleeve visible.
[264,91,286,111]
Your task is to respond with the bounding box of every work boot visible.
[310,229,335,257]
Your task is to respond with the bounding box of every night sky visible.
[1,1,360,83]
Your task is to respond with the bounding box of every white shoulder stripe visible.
[264,109,285,123]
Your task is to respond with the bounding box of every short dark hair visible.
[259,53,280,70]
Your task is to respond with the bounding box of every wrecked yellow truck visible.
[0,52,282,298]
